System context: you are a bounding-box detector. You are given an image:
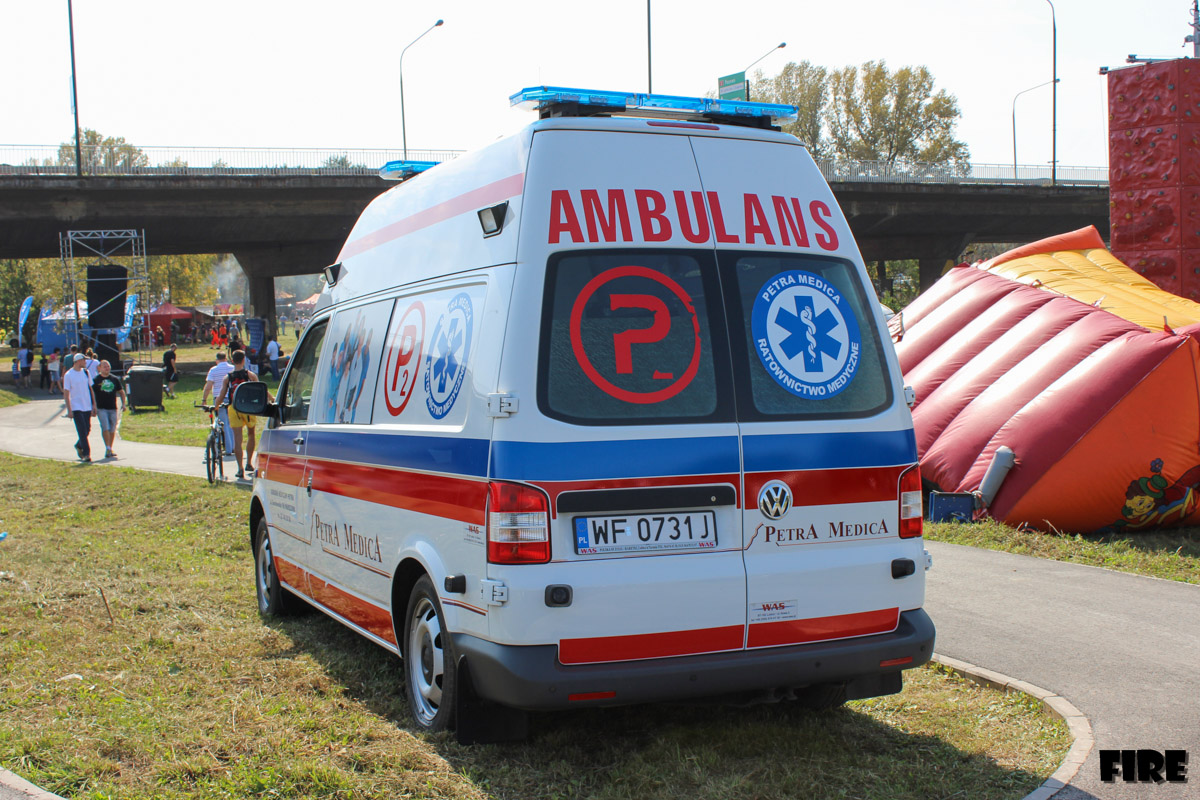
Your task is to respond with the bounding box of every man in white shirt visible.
[61,354,96,462]
[202,351,236,451]
[265,336,281,378]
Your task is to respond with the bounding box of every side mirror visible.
[233,381,271,416]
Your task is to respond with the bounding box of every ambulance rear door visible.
[490,125,748,665]
[687,135,926,652]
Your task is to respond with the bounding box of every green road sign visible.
[718,72,747,101]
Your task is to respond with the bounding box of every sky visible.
[1,0,1194,169]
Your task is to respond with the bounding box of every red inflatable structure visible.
[894,227,1200,533]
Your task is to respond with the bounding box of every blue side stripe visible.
[490,436,740,482]
[742,430,917,473]
[261,428,490,478]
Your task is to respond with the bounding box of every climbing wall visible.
[1109,59,1200,300]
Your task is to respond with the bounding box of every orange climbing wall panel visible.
[1110,60,1200,292]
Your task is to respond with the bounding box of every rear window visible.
[721,251,892,420]
[538,250,733,425]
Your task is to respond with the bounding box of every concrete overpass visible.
[0,173,1110,322]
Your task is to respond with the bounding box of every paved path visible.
[0,396,212,481]
[2,396,1197,798]
[925,541,1199,799]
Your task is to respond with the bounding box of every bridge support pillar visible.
[234,250,283,339]
[916,233,976,292]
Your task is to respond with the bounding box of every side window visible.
[314,300,393,425]
[279,319,328,426]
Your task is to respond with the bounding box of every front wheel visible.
[254,517,299,617]
[404,576,457,732]
[205,436,218,484]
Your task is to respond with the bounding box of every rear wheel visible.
[404,576,457,732]
[205,436,218,484]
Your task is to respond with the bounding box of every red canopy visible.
[147,302,192,345]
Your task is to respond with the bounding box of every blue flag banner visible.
[117,294,138,344]
[17,295,34,347]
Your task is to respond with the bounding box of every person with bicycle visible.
[214,349,259,481]
[201,351,235,456]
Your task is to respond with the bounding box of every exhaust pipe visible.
[979,446,1016,508]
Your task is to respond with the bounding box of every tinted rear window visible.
[539,250,732,425]
[721,252,892,420]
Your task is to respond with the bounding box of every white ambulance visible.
[235,87,934,743]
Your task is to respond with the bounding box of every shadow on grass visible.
[265,612,1054,800]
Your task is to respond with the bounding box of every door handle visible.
[306,474,313,496]
[293,436,305,445]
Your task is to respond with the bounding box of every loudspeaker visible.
[95,333,122,375]
[86,265,128,329]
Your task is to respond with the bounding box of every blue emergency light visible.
[509,86,798,129]
[378,160,440,181]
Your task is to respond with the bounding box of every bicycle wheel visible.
[214,431,225,482]
[205,435,218,484]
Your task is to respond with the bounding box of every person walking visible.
[38,351,50,390]
[17,344,31,388]
[265,336,280,379]
[162,343,179,399]
[61,354,96,462]
[214,349,260,480]
[48,348,61,394]
[92,360,127,459]
[202,351,235,453]
[83,349,100,381]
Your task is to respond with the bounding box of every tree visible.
[751,61,829,158]
[57,129,149,174]
[827,61,968,169]
[149,254,219,305]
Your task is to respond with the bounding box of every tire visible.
[404,576,457,732]
[254,517,298,617]
[794,682,847,711]
[205,436,218,484]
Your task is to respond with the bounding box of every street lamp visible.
[67,0,82,177]
[1012,79,1059,180]
[400,19,443,161]
[742,42,786,101]
[1045,0,1057,186]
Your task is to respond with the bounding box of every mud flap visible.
[454,656,529,745]
[845,670,902,701]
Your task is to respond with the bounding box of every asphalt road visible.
[926,541,1199,799]
[1,395,1197,799]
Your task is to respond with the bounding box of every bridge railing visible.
[0,144,1109,186]
[0,145,465,176]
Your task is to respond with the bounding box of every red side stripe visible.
[340,172,525,259]
[263,454,305,486]
[744,466,905,509]
[559,625,743,665]
[747,607,899,649]
[274,555,307,592]
[307,573,398,646]
[309,459,487,525]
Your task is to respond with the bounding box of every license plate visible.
[573,511,718,554]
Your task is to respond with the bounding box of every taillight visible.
[487,481,551,564]
[898,465,923,539]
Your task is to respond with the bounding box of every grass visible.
[0,387,26,409]
[118,350,280,448]
[0,451,1071,800]
[927,518,1200,584]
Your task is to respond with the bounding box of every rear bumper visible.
[453,608,935,711]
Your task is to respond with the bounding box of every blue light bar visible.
[379,160,440,181]
[509,86,798,126]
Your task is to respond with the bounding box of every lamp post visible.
[647,1,652,93]
[67,0,82,177]
[1045,0,1057,186]
[400,19,443,161]
[1012,79,1058,180]
[743,42,786,101]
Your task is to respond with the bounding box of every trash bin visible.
[126,365,164,412]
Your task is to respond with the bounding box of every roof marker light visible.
[509,86,798,129]
[378,160,439,181]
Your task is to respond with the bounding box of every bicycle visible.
[197,403,227,484]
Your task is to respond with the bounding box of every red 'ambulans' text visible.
[547,189,840,251]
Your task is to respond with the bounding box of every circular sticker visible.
[751,270,861,398]
[569,265,701,405]
[382,300,425,416]
[425,293,473,419]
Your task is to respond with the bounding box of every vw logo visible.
[758,480,792,520]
